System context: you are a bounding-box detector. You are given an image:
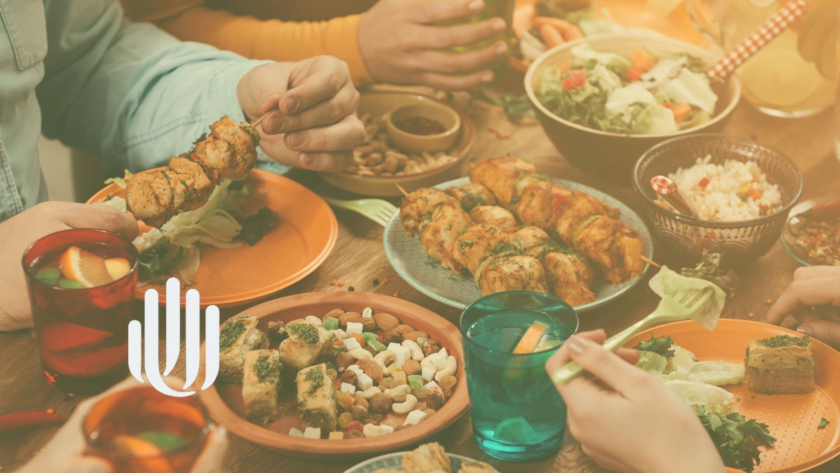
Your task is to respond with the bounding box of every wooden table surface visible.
[1,92,839,473]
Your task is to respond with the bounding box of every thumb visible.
[797,320,840,348]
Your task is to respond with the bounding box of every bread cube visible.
[219,316,268,383]
[242,350,282,424]
[296,363,338,430]
[278,322,335,370]
[745,335,815,394]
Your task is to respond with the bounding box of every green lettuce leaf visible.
[648,266,727,331]
[661,68,718,113]
[636,351,668,375]
[665,380,734,407]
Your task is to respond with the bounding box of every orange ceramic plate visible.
[87,169,337,308]
[626,319,840,473]
[197,292,470,459]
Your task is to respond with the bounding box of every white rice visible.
[660,155,782,221]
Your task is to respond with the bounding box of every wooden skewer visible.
[250,106,278,129]
[395,184,409,197]
[640,255,660,268]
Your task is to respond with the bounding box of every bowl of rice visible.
[634,134,803,266]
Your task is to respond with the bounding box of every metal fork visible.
[552,287,717,384]
[320,196,398,227]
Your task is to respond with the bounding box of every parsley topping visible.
[758,335,809,348]
[819,418,830,429]
[220,317,247,352]
[635,334,675,358]
[253,353,281,383]
[305,367,325,395]
[288,323,319,344]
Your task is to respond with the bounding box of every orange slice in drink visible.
[59,246,113,288]
[513,321,549,354]
[105,258,131,280]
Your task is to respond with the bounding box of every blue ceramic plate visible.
[345,452,497,473]
[384,177,654,312]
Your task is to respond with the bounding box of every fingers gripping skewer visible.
[251,106,278,129]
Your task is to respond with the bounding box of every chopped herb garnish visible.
[819,418,830,429]
[252,353,281,383]
[137,239,182,285]
[288,323,319,344]
[758,335,809,348]
[635,334,675,358]
[697,406,776,472]
[220,317,247,352]
[305,367,325,395]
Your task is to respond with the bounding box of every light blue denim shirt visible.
[0,0,267,222]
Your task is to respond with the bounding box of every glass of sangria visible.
[23,228,139,394]
[83,386,212,473]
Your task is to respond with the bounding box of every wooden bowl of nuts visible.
[197,291,469,459]
[320,92,475,197]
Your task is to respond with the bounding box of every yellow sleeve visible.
[134,3,373,86]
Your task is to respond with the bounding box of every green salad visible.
[535,43,718,135]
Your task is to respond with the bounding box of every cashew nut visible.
[385,384,411,402]
[373,350,396,371]
[391,394,418,415]
[420,353,443,373]
[362,307,373,318]
[356,386,382,399]
[330,329,348,340]
[362,423,394,438]
[402,340,424,361]
[434,356,457,383]
[304,315,322,326]
[347,348,373,360]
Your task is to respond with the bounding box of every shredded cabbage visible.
[605,83,677,134]
[661,68,718,113]
[636,351,669,375]
[649,266,726,331]
[665,380,734,408]
[570,43,631,71]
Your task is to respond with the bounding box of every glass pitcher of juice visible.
[431,0,516,78]
[23,229,139,394]
[688,0,838,117]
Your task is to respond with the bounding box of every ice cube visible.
[494,417,535,445]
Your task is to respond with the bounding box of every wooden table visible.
[1,96,838,473]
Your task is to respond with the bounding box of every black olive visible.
[267,321,287,342]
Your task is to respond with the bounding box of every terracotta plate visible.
[346,452,496,473]
[626,319,840,473]
[87,169,337,307]
[198,292,470,459]
[384,176,653,312]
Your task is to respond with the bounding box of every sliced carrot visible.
[631,49,656,73]
[539,24,565,48]
[698,177,710,189]
[533,17,583,41]
[662,102,674,109]
[626,67,643,81]
[672,103,692,121]
[746,188,762,200]
[558,61,573,74]
[513,321,549,354]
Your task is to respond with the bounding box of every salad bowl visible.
[524,33,741,184]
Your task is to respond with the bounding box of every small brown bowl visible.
[386,103,461,153]
[197,291,469,460]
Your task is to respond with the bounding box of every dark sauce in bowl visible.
[394,116,448,136]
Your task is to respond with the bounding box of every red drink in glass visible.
[23,229,139,394]
[84,386,211,473]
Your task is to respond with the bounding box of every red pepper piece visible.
[0,412,66,433]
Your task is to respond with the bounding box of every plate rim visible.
[343,451,494,473]
[87,168,338,307]
[383,176,654,312]
[625,319,840,473]
[197,291,470,458]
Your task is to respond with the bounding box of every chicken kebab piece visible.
[445,183,496,211]
[469,156,537,208]
[574,216,646,284]
[469,206,517,230]
[420,200,474,273]
[398,188,455,237]
[511,227,595,306]
[125,117,259,227]
[453,224,514,275]
[475,255,549,296]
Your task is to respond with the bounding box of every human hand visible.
[766,266,840,346]
[0,202,138,332]
[17,376,227,473]
[237,57,364,171]
[358,0,510,89]
[545,330,725,473]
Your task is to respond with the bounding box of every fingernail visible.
[287,132,305,148]
[492,18,506,32]
[266,118,281,133]
[301,153,314,167]
[468,0,484,11]
[798,326,813,336]
[481,72,494,83]
[567,336,588,354]
[494,41,508,55]
[283,97,298,113]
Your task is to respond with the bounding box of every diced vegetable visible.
[698,177,710,189]
[323,317,339,331]
[368,340,387,352]
[746,188,762,200]
[631,49,656,72]
[562,70,587,90]
[408,375,425,390]
[626,67,643,81]
[672,103,692,121]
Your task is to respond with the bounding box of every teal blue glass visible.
[460,291,578,462]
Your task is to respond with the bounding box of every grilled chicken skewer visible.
[125,117,260,227]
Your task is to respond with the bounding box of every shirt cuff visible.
[323,14,373,86]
